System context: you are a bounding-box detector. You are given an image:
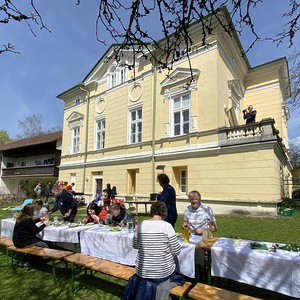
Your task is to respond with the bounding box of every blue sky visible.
[0,0,299,146]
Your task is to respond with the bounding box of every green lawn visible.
[0,198,298,299]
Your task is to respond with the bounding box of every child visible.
[83,202,107,224]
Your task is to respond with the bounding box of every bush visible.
[19,178,57,198]
[280,197,300,209]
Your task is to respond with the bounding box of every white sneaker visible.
[24,262,32,270]
[18,261,25,268]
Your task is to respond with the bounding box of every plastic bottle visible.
[183,226,189,243]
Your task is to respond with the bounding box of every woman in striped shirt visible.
[125,201,181,299]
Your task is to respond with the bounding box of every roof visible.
[0,131,62,151]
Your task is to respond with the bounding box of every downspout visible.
[79,83,90,192]
[151,62,157,192]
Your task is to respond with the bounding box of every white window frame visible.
[72,126,80,154]
[95,117,106,150]
[74,95,81,105]
[128,105,143,144]
[180,169,187,194]
[108,64,128,88]
[171,93,190,136]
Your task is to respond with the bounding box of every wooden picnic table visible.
[126,200,156,214]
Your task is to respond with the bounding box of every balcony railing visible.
[218,118,284,147]
[2,164,59,177]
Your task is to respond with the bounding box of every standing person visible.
[94,189,103,206]
[106,183,112,199]
[156,173,177,227]
[66,182,76,195]
[44,182,51,204]
[102,188,111,211]
[57,180,63,189]
[242,105,257,124]
[122,201,182,300]
[34,182,42,199]
[48,186,78,222]
[13,204,49,269]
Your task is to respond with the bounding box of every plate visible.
[109,227,122,232]
[69,223,78,228]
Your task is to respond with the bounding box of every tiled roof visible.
[0,131,62,151]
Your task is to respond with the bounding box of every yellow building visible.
[57,8,291,214]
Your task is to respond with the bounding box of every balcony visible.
[218,118,285,148]
[1,164,59,178]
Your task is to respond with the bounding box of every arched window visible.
[108,64,128,88]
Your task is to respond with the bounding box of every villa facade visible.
[57,8,291,214]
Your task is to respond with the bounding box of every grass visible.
[0,198,299,299]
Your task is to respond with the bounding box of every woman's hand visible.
[91,214,99,222]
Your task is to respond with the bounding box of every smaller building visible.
[0,131,62,198]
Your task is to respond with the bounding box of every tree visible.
[16,114,62,139]
[1,1,300,105]
[1,1,299,57]
[0,129,12,145]
[290,144,300,168]
[288,49,300,111]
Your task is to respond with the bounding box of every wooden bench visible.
[8,245,73,283]
[0,235,14,247]
[188,283,262,300]
[0,235,14,264]
[64,252,192,297]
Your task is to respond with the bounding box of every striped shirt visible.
[183,202,216,229]
[133,220,181,279]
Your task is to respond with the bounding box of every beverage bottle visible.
[183,226,189,243]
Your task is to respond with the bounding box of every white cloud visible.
[289,137,300,148]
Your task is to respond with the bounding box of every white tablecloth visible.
[211,237,298,298]
[80,226,202,278]
[1,218,96,243]
[1,218,15,238]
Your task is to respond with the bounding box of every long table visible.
[1,218,204,279]
[80,226,203,278]
[0,218,96,251]
[211,237,300,298]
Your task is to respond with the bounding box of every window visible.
[108,64,128,88]
[127,169,138,194]
[129,107,142,144]
[174,167,187,195]
[180,170,187,194]
[173,94,190,136]
[74,95,81,105]
[72,126,80,154]
[96,119,105,150]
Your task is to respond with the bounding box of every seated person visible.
[123,201,182,300]
[33,199,48,219]
[13,204,49,269]
[83,202,107,224]
[105,202,133,226]
[182,190,218,270]
[182,190,218,234]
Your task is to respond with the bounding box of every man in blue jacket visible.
[49,186,78,222]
